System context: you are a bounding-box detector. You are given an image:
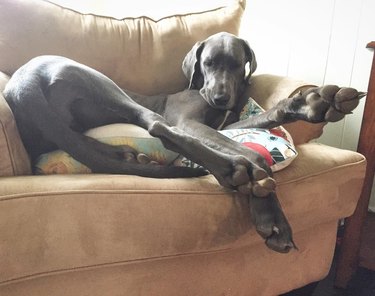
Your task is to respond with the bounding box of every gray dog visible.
[3,32,364,253]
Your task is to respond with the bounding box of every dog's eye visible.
[229,62,241,70]
[204,59,213,67]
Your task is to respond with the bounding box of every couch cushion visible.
[0,73,32,176]
[0,0,245,95]
[0,143,365,286]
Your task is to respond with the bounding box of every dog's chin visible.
[205,97,231,110]
[200,91,232,110]
[211,101,232,110]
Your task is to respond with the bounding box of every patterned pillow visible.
[34,124,179,174]
[34,98,297,174]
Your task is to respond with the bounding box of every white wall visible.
[239,0,375,211]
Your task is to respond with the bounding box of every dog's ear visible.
[242,39,257,83]
[182,41,205,90]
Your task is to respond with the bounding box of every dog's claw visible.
[137,153,151,164]
[253,167,268,181]
[124,152,136,162]
[272,225,280,235]
[252,177,276,197]
[266,235,297,253]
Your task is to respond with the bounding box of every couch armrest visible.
[0,71,31,176]
[247,74,326,145]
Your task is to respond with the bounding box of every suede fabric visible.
[0,222,338,296]
[0,0,367,295]
[0,144,366,294]
[0,73,31,176]
[0,0,245,95]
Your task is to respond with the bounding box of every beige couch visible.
[0,0,366,295]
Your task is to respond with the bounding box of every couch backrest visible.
[0,0,245,176]
[0,0,245,95]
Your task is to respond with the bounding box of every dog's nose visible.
[213,93,230,106]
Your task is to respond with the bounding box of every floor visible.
[282,212,375,296]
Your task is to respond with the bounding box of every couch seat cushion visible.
[0,143,365,284]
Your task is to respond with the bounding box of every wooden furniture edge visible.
[334,41,375,288]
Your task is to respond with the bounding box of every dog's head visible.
[182,32,257,110]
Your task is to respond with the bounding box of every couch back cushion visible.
[0,74,32,176]
[0,0,245,176]
[0,0,245,95]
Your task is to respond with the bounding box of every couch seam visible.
[0,246,234,286]
[0,189,233,201]
[44,0,238,22]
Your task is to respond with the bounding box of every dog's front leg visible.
[224,85,365,130]
[249,192,296,253]
[148,119,295,252]
[149,119,275,196]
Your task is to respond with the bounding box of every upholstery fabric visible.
[0,144,366,295]
[0,0,367,295]
[0,74,31,176]
[0,0,245,95]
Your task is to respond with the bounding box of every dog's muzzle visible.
[213,93,230,106]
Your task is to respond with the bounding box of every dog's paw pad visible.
[317,86,364,122]
[317,85,340,103]
[333,88,364,114]
[324,107,346,122]
[232,164,250,186]
[301,85,365,123]
[252,167,268,181]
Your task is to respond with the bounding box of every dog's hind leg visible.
[35,107,204,177]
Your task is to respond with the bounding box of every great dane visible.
[3,32,364,253]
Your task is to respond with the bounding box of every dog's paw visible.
[250,193,296,253]
[217,155,275,197]
[301,85,365,123]
[114,145,159,165]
